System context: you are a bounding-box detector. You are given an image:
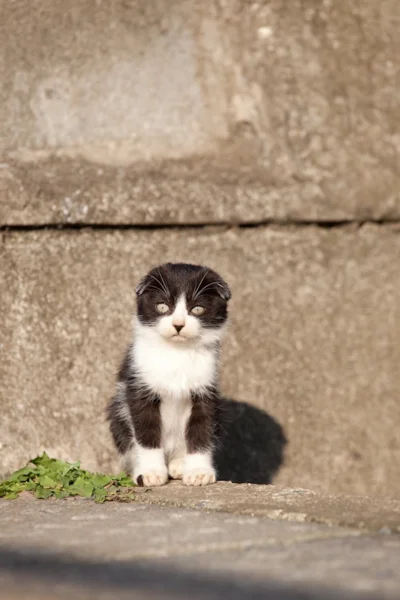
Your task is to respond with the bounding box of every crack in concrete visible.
[1,219,400,232]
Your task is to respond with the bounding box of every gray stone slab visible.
[0,497,355,560]
[1,0,400,221]
[0,550,380,600]
[133,481,400,534]
[1,157,399,227]
[0,157,364,226]
[1,225,400,497]
[0,497,398,599]
[0,1,229,159]
[166,534,400,598]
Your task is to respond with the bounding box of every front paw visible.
[135,468,168,487]
[183,468,216,487]
[168,458,184,480]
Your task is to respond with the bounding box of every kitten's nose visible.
[174,325,184,334]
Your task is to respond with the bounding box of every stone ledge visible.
[2,156,400,226]
[133,481,400,534]
[2,0,400,226]
[2,496,399,599]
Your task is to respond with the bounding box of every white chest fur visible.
[132,326,217,459]
[132,328,217,398]
[159,393,192,458]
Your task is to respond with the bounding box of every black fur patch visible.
[107,355,162,451]
[186,388,220,453]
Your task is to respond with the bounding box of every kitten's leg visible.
[107,390,135,472]
[168,447,186,480]
[128,396,168,487]
[133,445,168,487]
[183,390,217,486]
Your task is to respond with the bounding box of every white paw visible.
[182,468,216,487]
[168,458,184,480]
[135,469,168,487]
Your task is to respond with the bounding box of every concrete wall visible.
[2,226,400,497]
[2,0,400,221]
[1,0,400,498]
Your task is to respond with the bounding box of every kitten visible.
[107,262,231,487]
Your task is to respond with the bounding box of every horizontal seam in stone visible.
[1,219,400,232]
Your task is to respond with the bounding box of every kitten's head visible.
[135,263,231,346]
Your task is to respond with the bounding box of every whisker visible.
[194,281,219,298]
[148,274,169,298]
[193,269,210,299]
[193,268,209,299]
[146,283,164,294]
[156,269,170,298]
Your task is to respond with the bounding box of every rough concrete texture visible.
[1,226,400,497]
[1,1,229,160]
[0,497,399,599]
[134,481,400,534]
[2,0,400,220]
[2,157,400,227]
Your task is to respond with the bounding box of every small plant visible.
[0,453,135,503]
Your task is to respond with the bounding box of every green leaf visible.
[94,488,107,503]
[5,482,24,492]
[61,474,75,487]
[35,465,48,476]
[61,462,81,476]
[21,481,36,491]
[70,477,93,498]
[4,492,18,500]
[35,486,53,500]
[54,489,69,499]
[38,475,58,489]
[7,467,36,482]
[116,474,135,487]
[91,474,113,489]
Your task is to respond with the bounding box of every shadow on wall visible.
[215,399,287,485]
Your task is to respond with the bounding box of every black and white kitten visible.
[107,262,231,487]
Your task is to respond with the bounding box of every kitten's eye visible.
[191,306,205,316]
[156,303,169,314]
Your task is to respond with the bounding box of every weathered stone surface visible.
[134,481,400,533]
[0,497,399,599]
[1,225,400,497]
[0,1,230,160]
[1,157,399,227]
[0,496,354,559]
[220,0,400,220]
[1,0,400,221]
[0,157,351,226]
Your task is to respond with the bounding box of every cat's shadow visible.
[215,399,287,484]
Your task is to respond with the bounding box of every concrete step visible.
[1,224,399,497]
[0,491,399,599]
[133,481,400,534]
[2,156,399,226]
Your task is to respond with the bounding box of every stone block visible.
[1,225,399,497]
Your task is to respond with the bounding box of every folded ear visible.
[216,278,231,301]
[135,274,151,296]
